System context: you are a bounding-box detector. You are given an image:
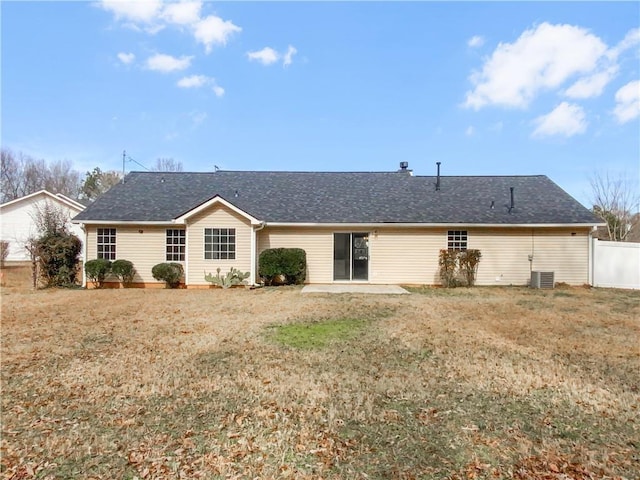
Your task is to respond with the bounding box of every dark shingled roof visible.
[73,171,600,225]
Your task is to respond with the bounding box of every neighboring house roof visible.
[72,171,601,225]
[0,190,85,212]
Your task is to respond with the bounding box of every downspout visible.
[588,226,595,286]
[184,220,190,287]
[251,221,266,285]
[80,223,87,288]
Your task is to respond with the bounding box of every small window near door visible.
[448,230,467,251]
[166,229,185,261]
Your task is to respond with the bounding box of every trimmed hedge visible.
[85,258,112,288]
[111,259,136,286]
[259,248,306,285]
[152,262,184,288]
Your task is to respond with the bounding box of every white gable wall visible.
[0,192,85,261]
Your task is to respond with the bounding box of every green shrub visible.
[151,262,184,288]
[35,232,82,287]
[111,259,136,286]
[204,267,250,288]
[259,248,307,285]
[85,258,112,288]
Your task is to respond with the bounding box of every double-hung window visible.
[204,228,236,260]
[447,230,467,251]
[97,228,116,260]
[166,229,185,261]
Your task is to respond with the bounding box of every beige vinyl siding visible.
[186,205,252,285]
[527,229,589,285]
[258,227,334,283]
[259,227,444,285]
[258,226,591,286]
[86,225,170,283]
[470,227,590,286]
[369,228,445,284]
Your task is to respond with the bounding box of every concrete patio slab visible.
[301,284,410,295]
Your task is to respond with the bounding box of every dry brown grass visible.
[1,266,639,479]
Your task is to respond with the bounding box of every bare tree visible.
[46,159,81,198]
[154,157,183,172]
[590,171,640,241]
[1,148,82,202]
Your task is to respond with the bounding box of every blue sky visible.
[2,1,639,207]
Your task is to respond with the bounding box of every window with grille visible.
[447,230,467,251]
[204,228,236,260]
[97,228,116,260]
[166,229,185,261]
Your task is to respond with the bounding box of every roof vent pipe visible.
[436,162,441,191]
[509,187,515,212]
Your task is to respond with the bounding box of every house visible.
[0,190,86,262]
[72,164,602,287]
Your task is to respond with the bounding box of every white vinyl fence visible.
[592,239,640,290]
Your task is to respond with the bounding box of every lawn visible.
[1,266,639,479]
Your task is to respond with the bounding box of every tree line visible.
[1,148,183,203]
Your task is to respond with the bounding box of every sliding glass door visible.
[333,233,369,281]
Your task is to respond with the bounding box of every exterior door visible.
[333,233,369,281]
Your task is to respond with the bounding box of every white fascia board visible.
[55,194,86,211]
[173,195,262,225]
[263,222,603,228]
[70,220,177,226]
[0,190,85,212]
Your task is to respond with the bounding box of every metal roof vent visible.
[397,161,413,175]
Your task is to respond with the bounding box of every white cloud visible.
[212,85,225,97]
[146,53,192,72]
[100,0,162,23]
[465,126,475,136]
[247,47,279,65]
[177,74,207,88]
[190,111,207,125]
[248,45,298,67]
[283,45,297,67]
[100,1,241,54]
[162,1,202,26]
[117,52,135,64]
[194,15,241,53]
[467,35,484,48]
[564,66,619,98]
[176,74,225,97]
[613,80,640,124]
[532,102,587,138]
[608,27,640,59]
[465,23,607,110]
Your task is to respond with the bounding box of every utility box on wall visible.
[530,271,554,289]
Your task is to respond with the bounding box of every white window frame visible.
[166,229,185,262]
[204,228,236,260]
[448,230,467,251]
[97,228,116,260]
